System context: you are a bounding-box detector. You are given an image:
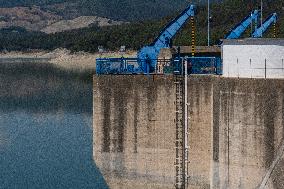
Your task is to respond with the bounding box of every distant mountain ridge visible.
[41,16,126,34]
[0,5,126,33]
[0,0,282,52]
[0,0,198,33]
[0,0,217,21]
[0,6,61,31]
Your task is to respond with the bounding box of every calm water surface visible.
[0,61,108,189]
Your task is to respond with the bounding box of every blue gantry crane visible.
[96,4,279,75]
[225,10,278,39]
[96,4,223,75]
[137,4,195,72]
[252,13,277,38]
[225,10,259,39]
[96,4,196,74]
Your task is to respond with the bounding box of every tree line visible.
[0,0,282,52]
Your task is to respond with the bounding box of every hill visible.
[0,6,126,33]
[0,0,283,52]
[0,0,224,33]
[0,6,62,31]
[0,0,218,21]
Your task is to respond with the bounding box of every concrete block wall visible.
[93,75,284,189]
[222,45,284,78]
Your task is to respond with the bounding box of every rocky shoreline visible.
[0,48,137,71]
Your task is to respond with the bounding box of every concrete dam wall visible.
[93,75,284,189]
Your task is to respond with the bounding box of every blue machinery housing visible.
[96,4,278,75]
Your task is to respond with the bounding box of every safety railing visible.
[96,58,173,74]
[96,57,222,75]
[96,58,143,74]
[186,57,222,75]
[162,57,222,75]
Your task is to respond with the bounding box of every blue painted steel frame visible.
[252,13,277,38]
[96,57,223,75]
[137,4,195,71]
[172,57,222,75]
[225,10,259,39]
[186,57,222,75]
[96,58,144,74]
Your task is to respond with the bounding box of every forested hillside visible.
[0,0,188,21]
[0,0,68,7]
[0,0,283,52]
[0,0,221,21]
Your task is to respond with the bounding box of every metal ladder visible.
[175,75,186,189]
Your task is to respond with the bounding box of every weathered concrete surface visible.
[213,78,284,189]
[93,75,284,189]
[93,75,176,189]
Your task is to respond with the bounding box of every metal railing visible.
[96,57,222,75]
[96,58,143,74]
[96,58,173,74]
[186,57,222,75]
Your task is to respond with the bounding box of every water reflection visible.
[0,61,108,189]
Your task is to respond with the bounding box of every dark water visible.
[0,61,108,189]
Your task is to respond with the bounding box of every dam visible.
[92,3,284,188]
[93,75,284,189]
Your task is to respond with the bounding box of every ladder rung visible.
[175,176,183,178]
[175,183,183,185]
[174,147,183,149]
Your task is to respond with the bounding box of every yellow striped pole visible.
[273,22,276,38]
[191,17,195,57]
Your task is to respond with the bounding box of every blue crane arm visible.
[137,4,195,61]
[151,4,195,48]
[225,10,259,39]
[252,13,277,38]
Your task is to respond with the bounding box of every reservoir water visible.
[0,61,108,189]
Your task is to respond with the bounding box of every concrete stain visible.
[146,76,160,148]
[212,78,221,188]
[270,85,284,189]
[133,87,139,153]
[100,76,111,153]
[263,94,277,168]
[112,76,133,153]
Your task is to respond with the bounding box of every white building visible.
[222,38,284,78]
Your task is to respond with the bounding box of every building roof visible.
[221,38,284,46]
[172,46,221,53]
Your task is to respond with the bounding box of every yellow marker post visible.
[191,17,195,57]
[273,22,276,38]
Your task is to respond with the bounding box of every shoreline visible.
[0,48,137,71]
